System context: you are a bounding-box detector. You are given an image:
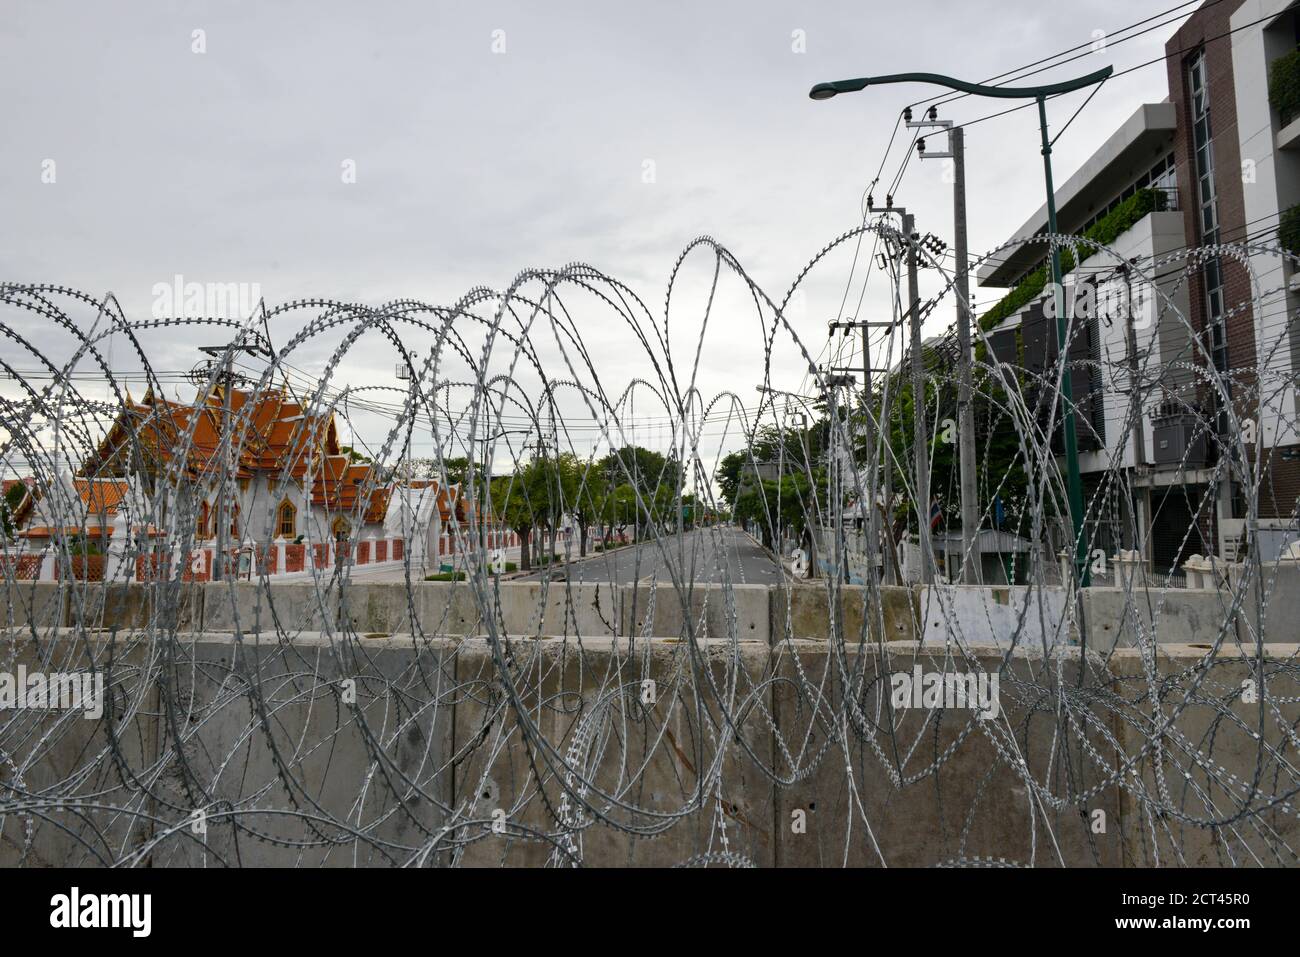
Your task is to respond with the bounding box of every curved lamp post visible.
[809,67,1113,587]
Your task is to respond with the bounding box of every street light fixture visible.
[476,427,529,554]
[808,66,1113,587]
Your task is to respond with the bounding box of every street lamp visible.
[198,333,274,581]
[808,67,1112,586]
[477,427,528,555]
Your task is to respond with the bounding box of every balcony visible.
[1270,47,1300,129]
[1149,184,1179,212]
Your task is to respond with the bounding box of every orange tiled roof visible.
[83,386,338,480]
[77,477,129,518]
[311,457,391,524]
[10,477,128,530]
[81,386,389,518]
[20,523,164,540]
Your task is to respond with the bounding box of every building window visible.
[197,500,211,538]
[1188,49,1230,384]
[277,499,296,538]
[1078,153,1177,233]
[331,516,351,539]
[1190,52,1219,242]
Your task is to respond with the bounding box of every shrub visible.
[1270,48,1300,123]
[424,571,466,582]
[978,188,1168,331]
[64,535,102,557]
[1280,204,1300,257]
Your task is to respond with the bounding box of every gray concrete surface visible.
[6,629,1296,867]
[516,526,783,586]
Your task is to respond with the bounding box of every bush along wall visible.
[978,187,1169,333]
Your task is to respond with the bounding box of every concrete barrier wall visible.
[770,584,917,644]
[918,585,1075,647]
[624,583,769,644]
[0,631,158,866]
[1109,644,1300,866]
[769,640,1119,866]
[1081,587,1240,648]
[4,579,1295,645]
[1228,562,1300,644]
[5,628,1296,867]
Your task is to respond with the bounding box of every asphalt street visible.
[516,525,783,585]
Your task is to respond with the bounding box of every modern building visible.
[977,0,1300,571]
[977,102,1199,575]
[1226,0,1300,552]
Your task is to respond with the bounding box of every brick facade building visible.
[1166,0,1300,535]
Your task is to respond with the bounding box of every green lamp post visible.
[809,67,1112,586]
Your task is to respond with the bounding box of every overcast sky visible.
[0,0,1188,473]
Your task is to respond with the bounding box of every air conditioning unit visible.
[1151,410,1207,468]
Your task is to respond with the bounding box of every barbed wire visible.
[1,224,1298,867]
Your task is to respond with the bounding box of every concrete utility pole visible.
[822,373,855,584]
[829,317,893,584]
[1118,263,1152,566]
[863,199,932,584]
[810,67,1113,587]
[912,109,979,583]
[904,212,934,585]
[198,333,272,581]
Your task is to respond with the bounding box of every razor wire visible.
[0,221,1298,867]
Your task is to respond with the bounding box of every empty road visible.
[516,525,783,585]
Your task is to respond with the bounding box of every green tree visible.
[339,445,373,464]
[492,458,555,572]
[540,452,581,560]
[0,481,27,539]
[597,446,683,504]
[602,483,639,543]
[569,458,606,557]
[491,452,585,569]
[715,451,746,510]
[733,471,823,552]
[873,341,1031,536]
[715,418,825,513]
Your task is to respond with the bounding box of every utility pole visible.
[905,211,933,585]
[829,317,894,584]
[821,373,856,584]
[1118,262,1152,567]
[809,66,1112,588]
[911,107,980,583]
[864,199,934,584]
[198,333,273,581]
[1037,94,1091,587]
